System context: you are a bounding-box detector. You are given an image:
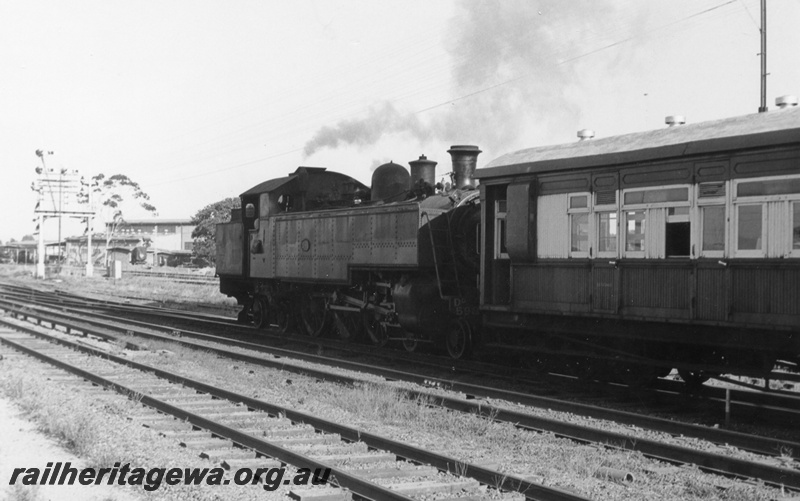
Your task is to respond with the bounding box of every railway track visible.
[0,324,581,501]
[122,269,218,285]
[1,285,799,494]
[2,283,798,429]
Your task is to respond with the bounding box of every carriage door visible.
[591,172,620,313]
[482,184,510,305]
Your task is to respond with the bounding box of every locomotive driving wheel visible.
[333,310,362,342]
[251,297,270,330]
[363,314,388,346]
[362,296,389,347]
[445,318,473,360]
[299,293,330,337]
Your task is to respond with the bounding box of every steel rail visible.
[2,297,800,469]
[4,296,799,461]
[0,333,415,501]
[0,300,146,350]
[0,321,588,501]
[0,289,235,325]
[21,285,799,401]
[3,281,800,390]
[12,284,797,408]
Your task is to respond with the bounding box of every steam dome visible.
[371,162,410,202]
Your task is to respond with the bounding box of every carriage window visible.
[738,178,800,197]
[597,212,617,254]
[793,202,800,250]
[701,206,725,253]
[665,207,690,257]
[570,195,588,209]
[735,175,800,258]
[568,193,590,257]
[570,213,589,253]
[623,185,690,258]
[625,210,646,253]
[624,187,688,205]
[737,204,763,251]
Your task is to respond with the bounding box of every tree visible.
[21,234,35,241]
[190,197,240,265]
[78,173,157,250]
[82,173,158,221]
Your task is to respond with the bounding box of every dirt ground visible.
[0,396,140,501]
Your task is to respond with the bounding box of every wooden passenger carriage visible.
[475,107,800,376]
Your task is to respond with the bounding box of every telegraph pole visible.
[58,167,64,271]
[758,0,768,113]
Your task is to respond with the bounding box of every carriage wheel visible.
[251,297,270,330]
[613,363,661,387]
[678,369,713,387]
[333,311,362,342]
[299,293,329,337]
[445,318,473,360]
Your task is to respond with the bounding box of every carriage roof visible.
[476,106,800,180]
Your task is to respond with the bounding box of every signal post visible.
[32,150,96,279]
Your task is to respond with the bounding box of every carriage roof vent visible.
[577,129,594,141]
[776,95,798,108]
[665,115,686,127]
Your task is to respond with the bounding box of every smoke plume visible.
[303,102,429,157]
[303,0,621,157]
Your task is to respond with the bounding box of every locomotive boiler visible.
[216,146,482,358]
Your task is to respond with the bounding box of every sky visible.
[1,0,799,243]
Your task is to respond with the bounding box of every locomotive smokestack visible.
[447,145,481,189]
[408,154,437,189]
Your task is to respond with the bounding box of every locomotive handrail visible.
[421,211,461,300]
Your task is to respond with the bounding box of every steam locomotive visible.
[217,105,800,382]
[216,145,483,359]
